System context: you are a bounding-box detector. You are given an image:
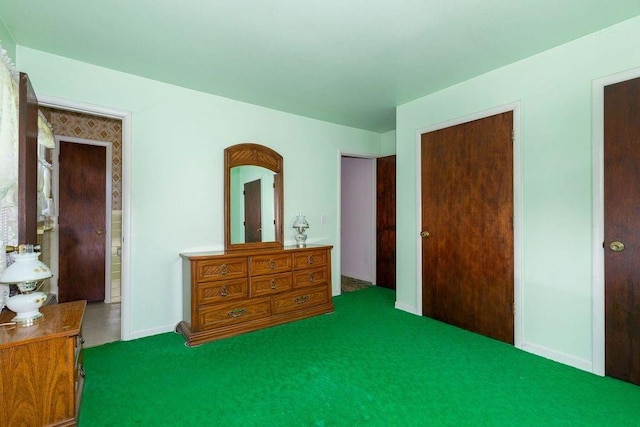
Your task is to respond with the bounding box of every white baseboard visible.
[126,324,177,341]
[520,340,595,374]
[395,301,420,315]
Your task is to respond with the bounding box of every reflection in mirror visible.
[224,143,283,252]
[229,166,276,244]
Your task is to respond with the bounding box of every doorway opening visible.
[340,155,376,293]
[39,96,131,346]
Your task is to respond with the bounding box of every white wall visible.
[0,25,16,61]
[340,156,375,283]
[380,130,396,156]
[16,46,382,339]
[396,16,640,371]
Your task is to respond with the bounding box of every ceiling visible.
[1,1,640,133]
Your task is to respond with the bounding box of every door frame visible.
[591,66,640,377]
[415,101,523,348]
[53,136,112,302]
[39,94,132,341]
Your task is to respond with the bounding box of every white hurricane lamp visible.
[1,251,52,326]
[293,213,310,248]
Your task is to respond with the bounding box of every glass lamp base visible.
[6,292,47,327]
[295,232,307,247]
[12,311,44,327]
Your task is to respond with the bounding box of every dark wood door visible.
[18,73,38,245]
[421,111,514,344]
[244,179,262,243]
[604,76,640,385]
[58,141,106,303]
[376,155,396,290]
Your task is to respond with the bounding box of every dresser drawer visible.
[195,258,248,282]
[293,267,329,288]
[251,272,293,297]
[293,250,328,270]
[198,298,271,330]
[272,286,330,314]
[251,253,292,276]
[198,278,248,305]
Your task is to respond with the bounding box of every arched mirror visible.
[224,143,283,252]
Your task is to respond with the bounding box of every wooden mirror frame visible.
[224,143,284,252]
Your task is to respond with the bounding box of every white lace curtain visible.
[0,42,20,275]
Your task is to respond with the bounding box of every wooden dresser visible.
[177,245,333,346]
[0,300,86,426]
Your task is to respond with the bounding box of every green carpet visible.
[80,287,640,426]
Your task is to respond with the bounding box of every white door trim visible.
[39,94,132,341]
[591,66,640,376]
[414,101,523,348]
[53,136,112,303]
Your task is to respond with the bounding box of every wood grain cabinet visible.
[0,300,86,426]
[178,245,333,346]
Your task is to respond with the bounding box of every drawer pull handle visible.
[220,264,228,275]
[270,279,277,289]
[308,255,314,265]
[309,273,315,282]
[78,364,86,378]
[220,286,228,297]
[79,334,85,345]
[295,295,309,304]
[269,259,276,269]
[227,308,247,318]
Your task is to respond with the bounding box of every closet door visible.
[604,76,640,385]
[421,111,514,344]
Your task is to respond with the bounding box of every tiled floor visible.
[83,302,121,348]
[341,276,373,293]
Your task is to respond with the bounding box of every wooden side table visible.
[0,300,86,426]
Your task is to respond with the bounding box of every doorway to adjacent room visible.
[40,99,129,347]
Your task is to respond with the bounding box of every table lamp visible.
[1,248,52,326]
[293,213,309,248]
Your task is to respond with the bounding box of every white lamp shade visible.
[0,252,52,284]
[292,214,309,229]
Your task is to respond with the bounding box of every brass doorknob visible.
[609,241,625,252]
[420,231,430,238]
[96,228,105,235]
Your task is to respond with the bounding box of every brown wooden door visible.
[18,73,38,245]
[58,141,106,303]
[376,155,396,290]
[604,77,640,385]
[244,179,262,243]
[421,111,514,344]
